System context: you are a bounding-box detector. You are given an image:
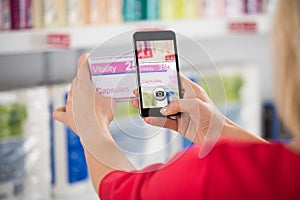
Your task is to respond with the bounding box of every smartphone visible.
[133,30,182,118]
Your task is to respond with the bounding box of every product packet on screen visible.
[88,56,137,102]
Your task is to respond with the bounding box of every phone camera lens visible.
[153,88,166,101]
[156,91,164,97]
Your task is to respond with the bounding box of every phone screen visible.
[134,31,182,117]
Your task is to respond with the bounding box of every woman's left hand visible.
[52,54,115,135]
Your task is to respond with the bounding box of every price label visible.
[137,49,153,59]
[228,22,257,33]
[165,54,175,61]
[125,61,136,72]
[47,34,71,48]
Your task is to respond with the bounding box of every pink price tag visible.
[47,34,71,48]
[137,49,153,59]
[228,22,257,33]
[165,54,175,61]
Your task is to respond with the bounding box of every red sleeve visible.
[99,146,209,200]
[99,141,300,200]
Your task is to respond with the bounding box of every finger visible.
[180,75,210,102]
[68,78,77,99]
[180,75,190,90]
[144,117,178,131]
[52,106,67,124]
[179,76,198,98]
[160,99,200,116]
[54,106,66,112]
[133,89,138,97]
[131,99,139,109]
[78,53,89,71]
[77,54,92,83]
[180,75,194,90]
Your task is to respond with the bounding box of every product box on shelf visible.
[262,102,292,142]
[80,0,89,25]
[44,0,67,28]
[67,0,83,26]
[88,55,137,102]
[0,0,10,30]
[141,0,159,20]
[9,0,32,30]
[122,0,142,21]
[226,0,245,17]
[246,0,263,14]
[88,0,107,24]
[0,86,51,200]
[181,0,198,18]
[32,0,43,28]
[48,84,93,198]
[159,0,180,20]
[106,0,122,23]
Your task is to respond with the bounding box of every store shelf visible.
[0,14,271,55]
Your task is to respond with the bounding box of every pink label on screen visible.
[139,63,169,73]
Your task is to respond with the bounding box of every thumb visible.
[77,54,92,83]
[160,98,200,116]
[52,106,68,124]
[144,117,178,131]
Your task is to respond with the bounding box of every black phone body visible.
[133,30,182,118]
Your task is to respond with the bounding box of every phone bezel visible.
[133,30,182,118]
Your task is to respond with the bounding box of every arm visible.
[53,54,135,192]
[222,118,267,143]
[53,107,116,191]
[84,147,114,191]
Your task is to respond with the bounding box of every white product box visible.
[88,56,137,101]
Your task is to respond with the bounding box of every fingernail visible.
[160,107,168,115]
[144,117,151,123]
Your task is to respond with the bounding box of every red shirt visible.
[99,140,300,200]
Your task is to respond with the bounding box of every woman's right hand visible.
[132,75,266,146]
[132,76,225,144]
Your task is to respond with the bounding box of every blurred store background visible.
[0,0,291,199]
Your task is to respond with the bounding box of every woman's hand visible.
[52,54,115,135]
[132,75,266,146]
[132,76,224,144]
[52,54,135,191]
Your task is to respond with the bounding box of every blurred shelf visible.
[0,14,271,55]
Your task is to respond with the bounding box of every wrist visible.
[221,118,267,143]
[221,119,242,139]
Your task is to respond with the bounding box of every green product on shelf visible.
[200,75,243,104]
[0,105,10,127]
[223,76,243,102]
[0,103,27,139]
[0,102,27,198]
[0,105,11,139]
